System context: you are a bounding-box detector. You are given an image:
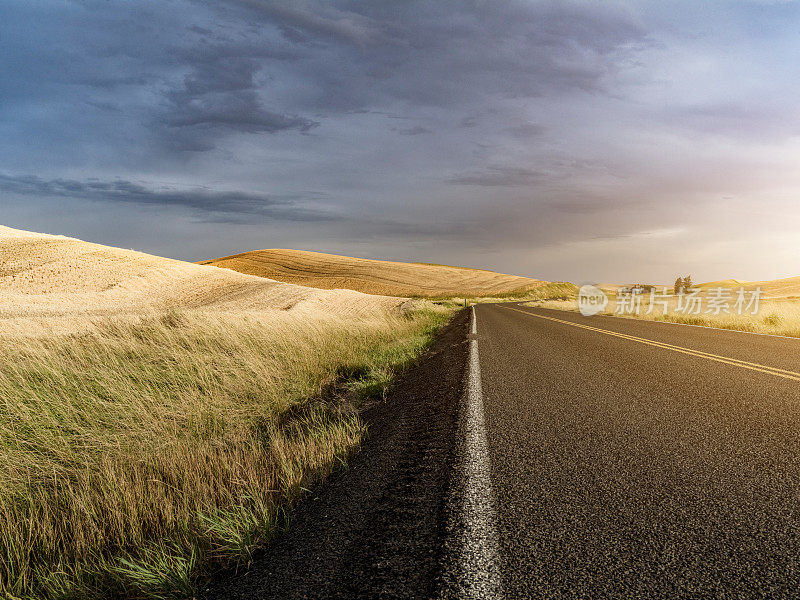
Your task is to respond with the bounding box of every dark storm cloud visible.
[0,174,334,222]
[160,46,318,143]
[0,0,648,160]
[206,0,648,116]
[7,0,800,282]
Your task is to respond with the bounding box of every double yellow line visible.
[504,307,800,382]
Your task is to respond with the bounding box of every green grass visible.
[0,304,453,599]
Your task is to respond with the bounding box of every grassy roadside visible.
[0,303,454,600]
[524,297,800,338]
[428,282,578,305]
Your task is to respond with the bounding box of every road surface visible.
[207,303,800,599]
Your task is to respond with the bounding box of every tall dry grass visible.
[525,297,800,337]
[0,304,451,599]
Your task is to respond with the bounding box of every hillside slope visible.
[697,276,800,298]
[0,226,401,330]
[748,276,800,298]
[597,278,800,299]
[198,248,547,298]
[0,225,453,599]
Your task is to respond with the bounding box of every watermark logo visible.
[577,285,762,317]
[578,284,608,316]
[614,286,762,317]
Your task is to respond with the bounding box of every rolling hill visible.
[697,277,800,298]
[198,248,548,298]
[597,277,800,299]
[747,276,800,298]
[696,278,750,288]
[0,226,401,331]
[0,225,454,599]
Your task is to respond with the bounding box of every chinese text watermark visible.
[578,286,763,317]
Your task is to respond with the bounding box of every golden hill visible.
[695,278,750,290]
[0,226,402,332]
[198,248,547,298]
[747,276,800,298]
[597,277,800,298]
[697,276,800,298]
[0,226,455,598]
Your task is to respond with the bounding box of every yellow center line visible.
[503,306,800,382]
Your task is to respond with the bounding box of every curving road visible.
[208,303,800,599]
[470,303,800,598]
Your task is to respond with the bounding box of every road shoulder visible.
[203,308,470,599]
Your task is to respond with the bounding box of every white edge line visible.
[518,303,800,342]
[456,306,502,598]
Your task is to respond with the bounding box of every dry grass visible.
[525,296,800,337]
[0,226,454,599]
[198,248,549,298]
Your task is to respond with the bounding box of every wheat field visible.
[592,277,800,300]
[695,277,800,298]
[0,226,404,331]
[0,226,452,599]
[198,248,548,298]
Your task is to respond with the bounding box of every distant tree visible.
[674,277,683,294]
[683,275,693,290]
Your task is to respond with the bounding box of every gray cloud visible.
[662,102,800,141]
[157,45,318,150]
[393,126,432,136]
[164,89,318,133]
[0,174,335,223]
[0,0,648,159]
[448,167,546,187]
[506,123,546,139]
[5,1,800,283]
[230,0,384,47]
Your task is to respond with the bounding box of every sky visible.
[2,0,800,284]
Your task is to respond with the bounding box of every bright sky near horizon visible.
[2,0,799,284]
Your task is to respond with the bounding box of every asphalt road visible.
[208,303,800,598]
[477,303,800,599]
